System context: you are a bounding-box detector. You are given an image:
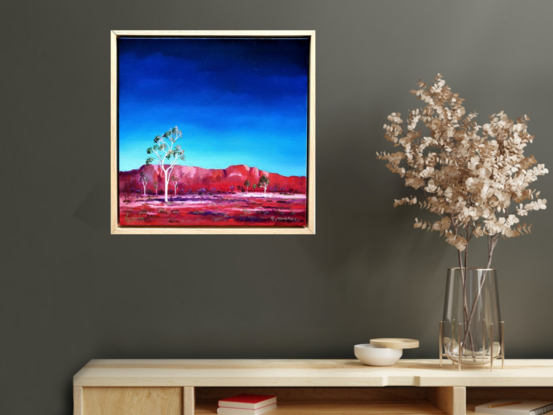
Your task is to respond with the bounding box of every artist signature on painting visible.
[125,211,147,222]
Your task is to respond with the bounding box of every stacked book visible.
[475,400,553,415]
[217,394,277,415]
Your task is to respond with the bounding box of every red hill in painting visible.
[118,164,308,227]
[119,164,306,194]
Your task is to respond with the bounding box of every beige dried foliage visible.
[377,74,548,267]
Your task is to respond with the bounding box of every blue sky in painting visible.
[118,37,310,177]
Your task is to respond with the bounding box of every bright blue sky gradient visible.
[118,37,310,176]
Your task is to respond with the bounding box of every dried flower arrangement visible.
[378,74,548,270]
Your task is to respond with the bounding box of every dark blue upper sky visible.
[118,37,310,176]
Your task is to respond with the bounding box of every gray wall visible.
[2,1,553,414]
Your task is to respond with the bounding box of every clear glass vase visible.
[441,268,503,366]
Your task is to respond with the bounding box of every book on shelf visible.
[475,400,553,415]
[218,394,277,410]
[216,403,277,415]
[217,394,277,415]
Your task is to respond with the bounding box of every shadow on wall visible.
[73,178,110,233]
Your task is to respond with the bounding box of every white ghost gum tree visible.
[139,172,148,196]
[146,127,185,203]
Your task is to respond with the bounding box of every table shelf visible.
[72,359,553,415]
[196,401,445,415]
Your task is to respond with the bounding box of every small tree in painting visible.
[244,180,250,193]
[171,176,179,198]
[253,184,257,193]
[153,181,159,196]
[259,175,269,195]
[139,172,148,196]
[145,126,185,203]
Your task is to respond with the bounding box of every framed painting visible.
[111,30,315,234]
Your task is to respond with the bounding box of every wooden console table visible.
[73,359,553,415]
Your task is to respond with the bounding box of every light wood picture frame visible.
[111,31,315,235]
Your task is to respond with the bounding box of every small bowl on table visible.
[354,344,402,366]
[354,338,419,367]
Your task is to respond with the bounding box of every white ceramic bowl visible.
[354,344,403,366]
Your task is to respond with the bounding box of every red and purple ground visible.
[119,192,307,227]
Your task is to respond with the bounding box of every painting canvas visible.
[111,31,315,234]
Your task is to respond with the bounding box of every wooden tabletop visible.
[73,359,553,387]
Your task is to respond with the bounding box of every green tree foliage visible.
[258,175,269,195]
[145,126,185,202]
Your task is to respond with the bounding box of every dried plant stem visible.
[461,234,500,353]
[453,218,476,357]
[459,235,479,358]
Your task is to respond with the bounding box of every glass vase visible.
[441,268,503,366]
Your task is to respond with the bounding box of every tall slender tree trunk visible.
[164,177,169,203]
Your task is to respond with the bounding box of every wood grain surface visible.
[427,387,466,415]
[73,359,553,387]
[82,387,182,415]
